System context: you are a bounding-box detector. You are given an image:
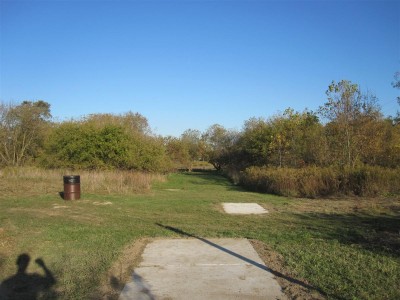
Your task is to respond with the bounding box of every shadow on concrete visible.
[155,223,325,296]
[0,253,58,299]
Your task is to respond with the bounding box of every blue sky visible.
[1,0,399,136]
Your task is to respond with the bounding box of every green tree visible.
[239,117,272,167]
[83,112,151,135]
[268,110,295,167]
[392,72,400,124]
[358,118,400,167]
[165,136,192,169]
[180,129,203,170]
[128,134,171,172]
[319,80,381,168]
[202,124,238,170]
[268,108,324,167]
[42,122,127,169]
[42,118,170,171]
[0,100,51,166]
[293,111,327,166]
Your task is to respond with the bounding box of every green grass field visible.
[0,170,399,299]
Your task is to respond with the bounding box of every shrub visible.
[296,167,340,198]
[239,167,299,196]
[238,166,400,198]
[40,122,172,172]
[340,166,400,197]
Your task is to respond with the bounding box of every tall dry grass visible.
[83,170,165,194]
[238,166,400,198]
[0,167,165,198]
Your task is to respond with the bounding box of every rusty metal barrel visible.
[63,175,80,200]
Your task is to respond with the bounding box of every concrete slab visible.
[222,203,268,215]
[119,238,286,300]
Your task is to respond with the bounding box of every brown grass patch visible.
[8,205,105,225]
[0,225,17,276]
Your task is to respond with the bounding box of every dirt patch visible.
[8,207,104,226]
[250,240,326,300]
[93,238,149,300]
[93,201,113,206]
[52,205,69,209]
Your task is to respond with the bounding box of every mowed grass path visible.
[0,171,399,299]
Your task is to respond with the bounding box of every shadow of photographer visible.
[0,253,57,300]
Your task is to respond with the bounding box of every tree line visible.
[1,78,399,196]
[0,103,171,171]
[178,79,400,171]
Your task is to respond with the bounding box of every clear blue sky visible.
[1,0,399,136]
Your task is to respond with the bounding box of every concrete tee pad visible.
[119,238,286,300]
[222,203,268,214]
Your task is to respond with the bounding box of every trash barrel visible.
[63,175,80,200]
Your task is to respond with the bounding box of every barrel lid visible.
[63,175,80,184]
